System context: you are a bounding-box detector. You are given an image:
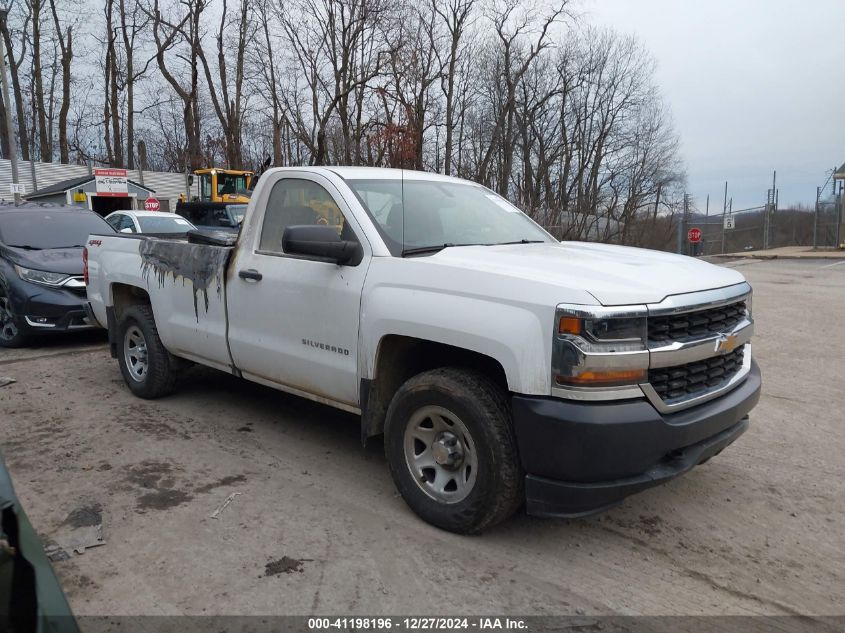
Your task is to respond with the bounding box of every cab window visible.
[117,215,136,232]
[106,214,124,231]
[217,174,247,196]
[259,179,350,253]
[200,174,212,200]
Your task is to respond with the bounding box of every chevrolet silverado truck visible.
[84,167,761,534]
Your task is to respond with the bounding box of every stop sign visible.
[144,197,160,212]
[687,227,702,243]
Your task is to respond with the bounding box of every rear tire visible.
[384,367,523,534]
[0,288,28,348]
[117,304,177,399]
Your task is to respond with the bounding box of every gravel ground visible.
[0,259,843,617]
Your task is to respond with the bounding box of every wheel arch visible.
[107,283,151,358]
[360,334,509,442]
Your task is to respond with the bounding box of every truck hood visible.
[418,241,746,305]
[2,246,84,276]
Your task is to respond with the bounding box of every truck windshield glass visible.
[346,179,552,256]
[217,174,247,196]
[0,211,113,249]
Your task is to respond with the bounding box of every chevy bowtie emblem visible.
[715,333,739,354]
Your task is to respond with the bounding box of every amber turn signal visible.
[558,316,582,335]
[556,369,646,387]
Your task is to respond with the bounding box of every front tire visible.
[117,304,177,399]
[384,368,523,534]
[0,289,28,348]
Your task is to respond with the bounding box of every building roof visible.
[25,175,155,199]
[834,162,845,180]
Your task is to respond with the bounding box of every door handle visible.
[238,269,263,282]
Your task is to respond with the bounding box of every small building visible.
[24,174,159,216]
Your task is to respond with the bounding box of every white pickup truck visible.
[85,167,761,533]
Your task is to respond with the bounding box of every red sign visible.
[144,197,160,212]
[687,227,702,243]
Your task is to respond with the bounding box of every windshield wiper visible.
[4,244,41,250]
[492,239,545,245]
[401,243,487,257]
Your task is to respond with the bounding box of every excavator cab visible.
[195,168,254,203]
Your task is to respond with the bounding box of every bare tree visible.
[476,0,568,194]
[197,0,252,167]
[48,0,73,163]
[118,0,153,168]
[29,0,51,160]
[432,0,476,175]
[149,0,205,170]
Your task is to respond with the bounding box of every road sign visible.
[9,183,25,195]
[723,215,735,230]
[144,197,160,212]
[94,168,128,196]
[687,227,702,243]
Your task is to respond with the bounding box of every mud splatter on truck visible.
[139,239,232,321]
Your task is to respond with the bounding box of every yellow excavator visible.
[175,167,254,232]
[193,168,254,203]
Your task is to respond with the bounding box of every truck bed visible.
[86,231,238,371]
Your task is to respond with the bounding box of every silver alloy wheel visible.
[123,325,149,382]
[0,295,18,341]
[403,405,478,503]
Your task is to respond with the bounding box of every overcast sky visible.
[586,0,845,212]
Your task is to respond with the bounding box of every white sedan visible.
[104,210,196,234]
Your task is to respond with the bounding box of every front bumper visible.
[512,359,761,517]
[7,281,93,334]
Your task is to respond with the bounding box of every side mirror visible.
[282,225,362,265]
[120,227,134,234]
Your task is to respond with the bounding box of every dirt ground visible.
[0,259,843,617]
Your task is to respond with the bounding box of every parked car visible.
[0,203,115,348]
[174,202,246,233]
[104,210,196,235]
[85,167,760,533]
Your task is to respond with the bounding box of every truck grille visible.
[648,346,745,403]
[648,300,746,345]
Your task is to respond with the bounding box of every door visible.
[226,173,371,407]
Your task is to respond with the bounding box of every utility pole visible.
[721,182,728,254]
[813,186,820,249]
[0,7,21,205]
[771,170,777,249]
[837,181,843,248]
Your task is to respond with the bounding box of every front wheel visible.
[384,368,523,534]
[0,289,27,348]
[117,304,177,399]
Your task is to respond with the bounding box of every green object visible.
[0,454,79,633]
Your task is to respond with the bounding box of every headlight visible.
[553,305,648,388]
[15,265,71,287]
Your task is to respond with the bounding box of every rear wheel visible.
[384,368,523,534]
[117,304,177,398]
[0,290,27,348]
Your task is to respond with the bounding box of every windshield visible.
[226,204,247,225]
[0,211,114,249]
[138,216,194,234]
[217,174,247,196]
[345,179,552,256]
